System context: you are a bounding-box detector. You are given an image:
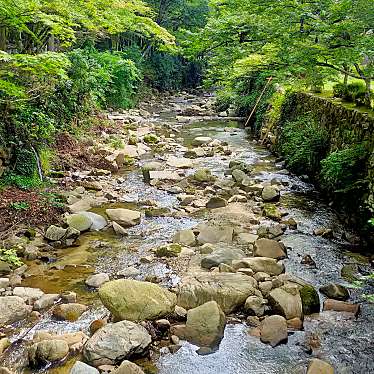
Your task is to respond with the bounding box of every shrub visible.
[320,144,369,192]
[279,115,329,175]
[0,248,23,267]
[333,83,348,98]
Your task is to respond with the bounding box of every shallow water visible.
[2,94,373,374]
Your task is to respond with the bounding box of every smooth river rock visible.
[201,247,245,269]
[319,283,350,301]
[70,361,99,374]
[268,286,303,319]
[307,358,334,374]
[176,272,257,313]
[99,279,177,321]
[175,301,226,349]
[260,315,288,347]
[83,321,151,367]
[106,208,141,227]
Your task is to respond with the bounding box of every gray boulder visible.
[0,296,31,325]
[29,339,69,366]
[201,248,245,269]
[261,186,280,202]
[260,315,288,347]
[254,238,286,259]
[268,286,303,319]
[66,213,92,232]
[197,224,234,244]
[99,279,177,321]
[79,212,107,231]
[45,225,67,241]
[183,301,226,348]
[83,321,151,367]
[177,272,257,313]
[86,273,110,288]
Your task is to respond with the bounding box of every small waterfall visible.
[31,146,43,182]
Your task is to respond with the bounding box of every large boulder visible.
[254,238,286,259]
[45,225,67,241]
[206,197,227,209]
[244,295,266,316]
[261,186,280,202]
[66,213,92,232]
[0,296,31,326]
[70,361,99,374]
[29,339,69,366]
[106,209,141,227]
[13,287,44,304]
[201,248,245,269]
[176,272,257,313]
[99,280,177,321]
[83,321,151,367]
[173,229,196,246]
[320,283,349,301]
[232,257,284,276]
[182,301,226,348]
[197,224,234,244]
[78,212,107,231]
[268,286,303,319]
[260,315,288,347]
[299,284,320,315]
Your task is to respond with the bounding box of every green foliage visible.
[279,115,329,175]
[321,144,369,192]
[1,173,41,190]
[0,248,23,267]
[9,201,30,210]
[333,83,348,98]
[39,191,66,208]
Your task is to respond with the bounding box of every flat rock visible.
[232,257,284,275]
[237,233,258,245]
[33,294,60,311]
[99,279,177,321]
[192,136,212,146]
[177,272,257,313]
[260,315,288,347]
[106,209,141,227]
[13,287,44,304]
[197,224,234,244]
[83,321,151,367]
[201,248,245,269]
[166,156,193,169]
[254,238,286,259]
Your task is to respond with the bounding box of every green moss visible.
[143,134,159,144]
[299,284,320,315]
[154,244,182,257]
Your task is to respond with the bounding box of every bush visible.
[333,82,366,105]
[333,83,348,98]
[321,144,369,192]
[279,115,329,175]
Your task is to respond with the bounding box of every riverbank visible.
[0,93,373,374]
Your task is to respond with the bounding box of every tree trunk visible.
[0,27,6,51]
[47,35,55,51]
[364,78,372,108]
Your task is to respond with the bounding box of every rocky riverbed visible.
[0,93,373,374]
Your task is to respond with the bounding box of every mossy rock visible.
[145,207,171,217]
[154,244,182,258]
[299,284,320,315]
[262,204,282,221]
[143,134,159,144]
[128,135,138,145]
[193,169,215,183]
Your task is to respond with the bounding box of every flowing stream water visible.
[2,94,373,374]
